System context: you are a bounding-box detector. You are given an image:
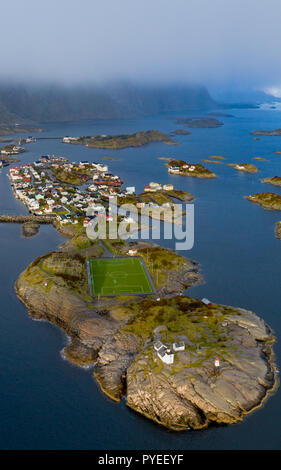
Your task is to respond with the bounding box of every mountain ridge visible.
[0,83,216,125]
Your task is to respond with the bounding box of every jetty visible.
[0,215,56,224]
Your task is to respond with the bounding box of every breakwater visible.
[0,215,56,224]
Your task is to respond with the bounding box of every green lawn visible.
[88,257,155,296]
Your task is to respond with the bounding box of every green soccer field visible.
[88,257,155,296]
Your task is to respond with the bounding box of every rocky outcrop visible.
[22,222,40,238]
[126,308,277,430]
[228,163,258,173]
[276,221,281,240]
[157,260,201,296]
[94,332,143,401]
[246,192,281,210]
[262,176,281,187]
[15,252,119,366]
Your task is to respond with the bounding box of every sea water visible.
[0,108,280,449]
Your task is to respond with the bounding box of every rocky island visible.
[202,160,221,164]
[246,192,281,210]
[63,130,177,149]
[170,129,191,136]
[202,156,225,165]
[101,156,119,161]
[262,176,281,187]
[228,163,259,173]
[15,231,277,431]
[171,117,224,128]
[167,159,217,178]
[0,143,27,156]
[208,155,225,160]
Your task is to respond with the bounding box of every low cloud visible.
[1,0,281,91]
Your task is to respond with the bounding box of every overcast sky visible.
[1,0,281,94]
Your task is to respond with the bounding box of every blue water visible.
[0,108,281,449]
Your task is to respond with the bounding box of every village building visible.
[163,184,174,191]
[125,186,136,194]
[127,247,137,256]
[154,341,164,352]
[157,347,174,364]
[173,341,185,352]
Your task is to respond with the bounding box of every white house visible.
[163,184,174,191]
[128,247,138,256]
[173,341,185,352]
[168,167,180,174]
[126,186,136,194]
[94,163,108,172]
[63,136,79,143]
[29,201,40,211]
[154,341,164,352]
[157,347,174,365]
